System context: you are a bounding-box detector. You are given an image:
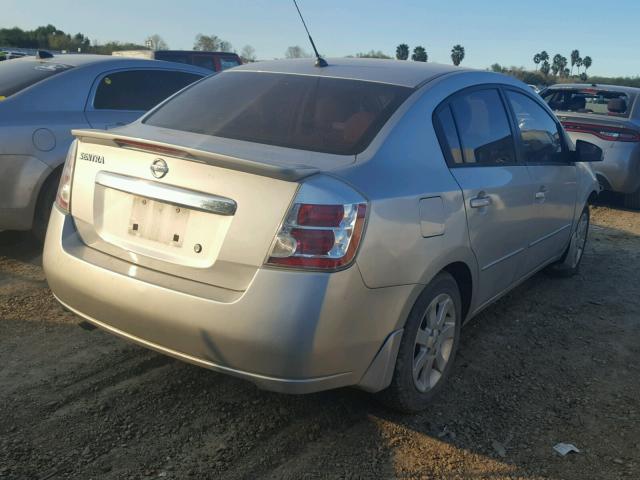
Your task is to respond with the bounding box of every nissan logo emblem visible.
[150,158,169,179]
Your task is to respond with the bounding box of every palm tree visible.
[396,43,409,60]
[533,53,542,71]
[583,56,592,76]
[576,57,583,75]
[558,55,568,77]
[570,49,580,76]
[411,46,427,62]
[540,60,551,76]
[451,44,465,66]
[551,54,562,76]
[539,50,549,73]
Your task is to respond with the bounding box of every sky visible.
[3,0,639,77]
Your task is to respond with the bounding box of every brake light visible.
[55,140,77,214]
[562,122,640,142]
[115,138,189,157]
[267,203,367,270]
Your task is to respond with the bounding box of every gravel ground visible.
[1,203,639,480]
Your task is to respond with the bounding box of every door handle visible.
[470,195,492,208]
[535,185,547,202]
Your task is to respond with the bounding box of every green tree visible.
[551,54,562,76]
[194,34,221,51]
[218,40,233,52]
[240,45,256,62]
[539,50,549,64]
[570,49,580,75]
[575,57,583,75]
[540,60,551,76]
[411,45,427,62]
[451,44,465,66]
[490,63,505,73]
[583,56,592,75]
[533,53,541,71]
[396,43,409,60]
[558,55,568,76]
[145,34,168,51]
[353,50,391,59]
[285,45,310,58]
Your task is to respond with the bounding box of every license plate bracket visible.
[128,196,190,247]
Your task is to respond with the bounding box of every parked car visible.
[541,84,640,208]
[0,54,209,239]
[44,59,601,412]
[112,50,242,72]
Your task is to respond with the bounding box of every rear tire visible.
[624,188,640,210]
[32,170,61,243]
[377,272,462,413]
[546,205,589,278]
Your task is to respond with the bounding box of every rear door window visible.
[0,60,73,98]
[542,88,633,117]
[434,106,463,165]
[93,70,203,111]
[449,89,517,165]
[192,55,216,71]
[506,91,565,164]
[144,72,413,155]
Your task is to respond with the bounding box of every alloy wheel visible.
[412,293,456,393]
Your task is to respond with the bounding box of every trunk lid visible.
[69,127,328,292]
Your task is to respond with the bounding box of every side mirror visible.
[573,139,603,162]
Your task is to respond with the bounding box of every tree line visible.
[532,49,593,80]
[0,26,258,63]
[347,43,466,66]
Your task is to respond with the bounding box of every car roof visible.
[231,57,467,88]
[547,83,640,94]
[9,53,154,68]
[157,50,238,56]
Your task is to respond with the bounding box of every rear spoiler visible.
[71,129,319,182]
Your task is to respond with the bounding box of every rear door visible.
[504,89,577,274]
[435,87,535,305]
[84,69,203,129]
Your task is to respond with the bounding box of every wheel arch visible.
[442,261,473,322]
[34,164,63,218]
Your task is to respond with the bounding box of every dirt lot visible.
[1,203,639,480]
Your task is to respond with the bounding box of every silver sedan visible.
[0,54,208,239]
[44,58,601,412]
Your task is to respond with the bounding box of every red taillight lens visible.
[267,203,367,270]
[55,140,77,214]
[290,228,335,255]
[562,122,640,142]
[297,204,344,227]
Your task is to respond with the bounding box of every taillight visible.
[55,140,77,213]
[267,202,367,270]
[562,122,640,142]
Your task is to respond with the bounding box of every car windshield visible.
[144,71,413,155]
[0,59,74,98]
[542,87,633,117]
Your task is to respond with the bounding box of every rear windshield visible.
[144,71,413,155]
[219,57,240,70]
[0,59,73,98]
[542,88,633,118]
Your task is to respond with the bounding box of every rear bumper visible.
[0,154,51,230]
[44,207,415,393]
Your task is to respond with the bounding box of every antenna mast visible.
[292,0,328,67]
